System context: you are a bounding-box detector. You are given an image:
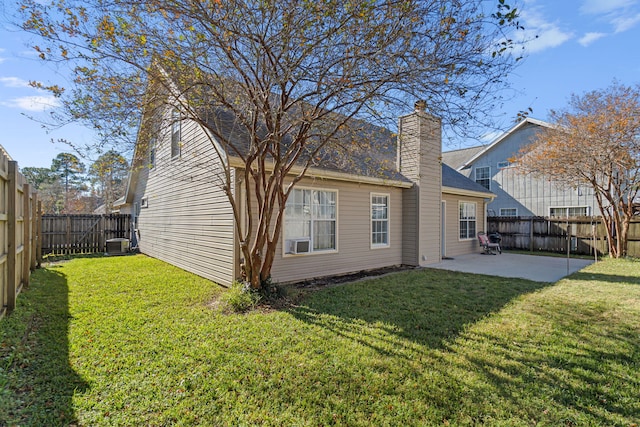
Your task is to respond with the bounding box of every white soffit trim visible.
[228,157,413,188]
[442,185,496,200]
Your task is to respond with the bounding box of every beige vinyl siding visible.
[398,112,442,266]
[401,188,418,264]
[417,139,442,264]
[399,114,420,265]
[441,192,486,257]
[399,112,442,265]
[269,177,403,283]
[134,113,236,286]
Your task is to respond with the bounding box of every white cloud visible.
[1,95,61,112]
[580,0,635,14]
[517,8,574,53]
[0,77,31,88]
[580,0,640,32]
[578,32,607,46]
[525,27,573,53]
[611,13,640,32]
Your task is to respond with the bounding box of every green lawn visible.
[1,255,639,426]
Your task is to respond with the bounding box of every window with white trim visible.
[371,194,389,247]
[459,202,477,239]
[285,188,337,253]
[549,206,589,218]
[475,166,490,190]
[497,160,512,169]
[499,208,517,217]
[171,109,181,158]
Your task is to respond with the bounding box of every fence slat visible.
[22,183,31,288]
[6,161,18,313]
[40,214,130,255]
[488,216,640,257]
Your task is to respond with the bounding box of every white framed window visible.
[141,197,149,208]
[284,188,337,254]
[497,160,512,169]
[371,193,389,248]
[459,202,477,240]
[475,166,491,190]
[171,109,181,159]
[549,206,589,218]
[500,208,517,217]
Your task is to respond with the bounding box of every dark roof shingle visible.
[442,163,493,195]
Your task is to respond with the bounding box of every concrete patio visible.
[429,252,595,282]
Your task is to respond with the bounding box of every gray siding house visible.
[117,102,494,286]
[443,118,599,218]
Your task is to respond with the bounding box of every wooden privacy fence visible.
[487,216,640,257]
[41,214,131,255]
[0,159,39,319]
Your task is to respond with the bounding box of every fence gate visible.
[41,214,131,255]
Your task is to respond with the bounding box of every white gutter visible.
[442,185,496,200]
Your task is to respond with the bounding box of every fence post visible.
[30,193,37,270]
[66,215,71,255]
[6,161,18,313]
[22,183,31,287]
[99,215,106,252]
[36,201,42,267]
[529,217,534,252]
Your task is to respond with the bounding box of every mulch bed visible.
[292,264,415,289]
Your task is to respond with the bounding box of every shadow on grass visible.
[288,268,550,351]
[566,271,640,285]
[0,267,88,426]
[286,265,638,425]
[42,251,138,264]
[459,299,640,425]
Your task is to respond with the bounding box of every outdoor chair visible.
[477,232,501,255]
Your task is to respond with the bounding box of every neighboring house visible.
[442,118,599,218]
[116,102,494,286]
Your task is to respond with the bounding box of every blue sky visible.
[1,0,639,168]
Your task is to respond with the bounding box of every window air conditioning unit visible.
[288,238,310,254]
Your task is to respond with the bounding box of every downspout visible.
[484,198,490,233]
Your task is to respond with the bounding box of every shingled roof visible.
[204,106,409,183]
[442,146,485,171]
[442,162,494,195]
[205,105,495,193]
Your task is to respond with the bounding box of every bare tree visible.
[516,82,640,257]
[19,0,523,288]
